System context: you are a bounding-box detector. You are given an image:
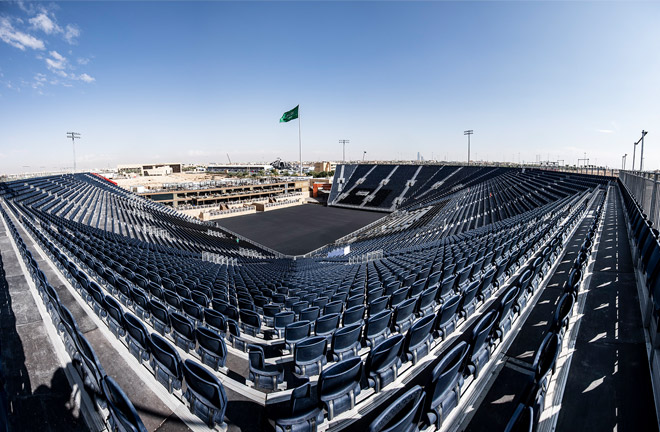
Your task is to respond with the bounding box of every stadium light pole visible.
[464,130,473,165]
[66,132,81,173]
[622,154,627,170]
[637,130,648,171]
[339,139,350,162]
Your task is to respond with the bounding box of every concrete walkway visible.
[0,215,88,431]
[555,186,657,431]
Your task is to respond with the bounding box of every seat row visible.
[2,200,231,430]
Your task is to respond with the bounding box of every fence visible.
[619,170,660,225]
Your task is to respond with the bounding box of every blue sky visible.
[1,1,659,174]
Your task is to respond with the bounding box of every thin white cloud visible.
[29,12,61,35]
[64,24,80,44]
[597,129,614,134]
[45,50,67,70]
[0,17,45,50]
[77,57,90,65]
[77,73,95,83]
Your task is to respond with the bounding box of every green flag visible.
[279,105,299,123]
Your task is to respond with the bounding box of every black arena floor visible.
[215,204,385,256]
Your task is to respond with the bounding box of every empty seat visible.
[331,323,362,361]
[148,299,171,335]
[170,311,196,352]
[425,341,469,428]
[466,310,499,378]
[368,385,425,432]
[436,294,461,340]
[294,336,328,377]
[239,309,262,337]
[368,296,390,316]
[204,308,226,334]
[102,376,148,432]
[324,300,343,316]
[129,287,150,321]
[390,287,409,308]
[300,306,321,323]
[459,279,481,319]
[275,382,324,432]
[181,298,203,325]
[318,356,363,420]
[315,313,340,340]
[124,312,150,363]
[438,275,457,300]
[103,295,126,338]
[346,294,364,310]
[417,285,439,317]
[248,344,284,390]
[73,330,106,404]
[550,293,575,341]
[263,304,281,327]
[494,286,520,340]
[404,313,435,365]
[196,326,227,370]
[366,334,404,392]
[182,359,228,429]
[365,310,392,347]
[392,297,417,334]
[149,333,183,392]
[285,320,312,351]
[274,311,295,338]
[343,305,365,327]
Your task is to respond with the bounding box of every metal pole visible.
[298,111,302,176]
[640,130,648,171]
[464,130,473,166]
[633,142,637,171]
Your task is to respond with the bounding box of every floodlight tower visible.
[339,139,350,162]
[622,154,627,170]
[464,130,473,165]
[66,132,81,173]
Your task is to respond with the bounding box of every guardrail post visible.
[651,172,659,225]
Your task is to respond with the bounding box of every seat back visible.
[405,313,435,352]
[332,323,362,354]
[532,332,560,382]
[343,305,365,326]
[274,311,295,330]
[150,333,182,379]
[285,320,311,344]
[102,376,148,432]
[294,336,328,364]
[430,341,469,407]
[470,310,498,361]
[367,334,404,374]
[437,294,461,327]
[368,385,425,432]
[318,356,362,400]
[369,296,390,316]
[204,308,226,333]
[316,313,340,337]
[300,306,320,322]
[366,310,391,339]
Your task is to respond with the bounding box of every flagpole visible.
[298,106,302,176]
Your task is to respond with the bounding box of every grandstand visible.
[0,164,657,432]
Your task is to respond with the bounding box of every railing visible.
[620,170,660,226]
